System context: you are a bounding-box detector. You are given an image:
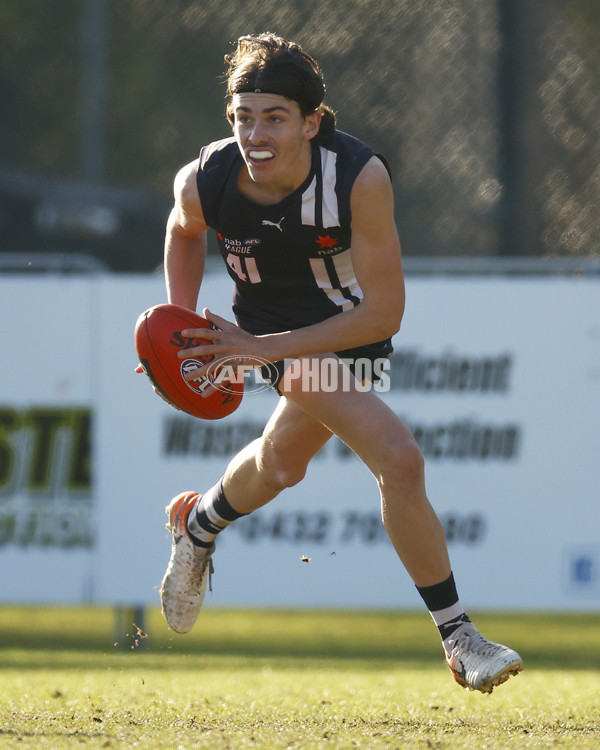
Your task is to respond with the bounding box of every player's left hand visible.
[178,308,262,383]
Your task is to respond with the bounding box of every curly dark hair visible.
[224,33,336,144]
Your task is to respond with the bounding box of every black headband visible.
[231,65,324,113]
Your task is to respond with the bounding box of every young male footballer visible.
[158,32,522,693]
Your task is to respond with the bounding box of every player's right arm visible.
[164,158,209,311]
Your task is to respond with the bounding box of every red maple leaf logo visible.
[316,235,338,248]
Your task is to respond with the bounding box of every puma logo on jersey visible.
[262,217,285,232]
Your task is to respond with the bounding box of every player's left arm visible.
[255,154,405,355]
[346,155,405,339]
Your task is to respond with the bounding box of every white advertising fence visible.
[0,271,599,611]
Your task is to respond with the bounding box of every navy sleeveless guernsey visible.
[195,129,393,359]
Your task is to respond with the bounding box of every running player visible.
[158,32,522,694]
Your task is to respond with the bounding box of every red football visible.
[134,303,243,420]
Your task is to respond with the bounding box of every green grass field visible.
[0,607,599,749]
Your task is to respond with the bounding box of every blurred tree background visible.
[1,0,599,271]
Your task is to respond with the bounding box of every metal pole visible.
[79,0,109,182]
[498,0,527,256]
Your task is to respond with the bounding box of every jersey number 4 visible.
[226,253,261,283]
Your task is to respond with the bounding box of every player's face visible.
[232,93,320,191]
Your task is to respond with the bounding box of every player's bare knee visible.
[259,439,308,490]
[377,436,425,493]
[264,459,308,490]
[275,463,308,489]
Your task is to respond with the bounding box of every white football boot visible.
[159,491,214,634]
[445,622,523,693]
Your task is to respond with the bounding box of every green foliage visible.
[0,607,599,748]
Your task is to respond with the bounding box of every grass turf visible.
[0,608,599,748]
